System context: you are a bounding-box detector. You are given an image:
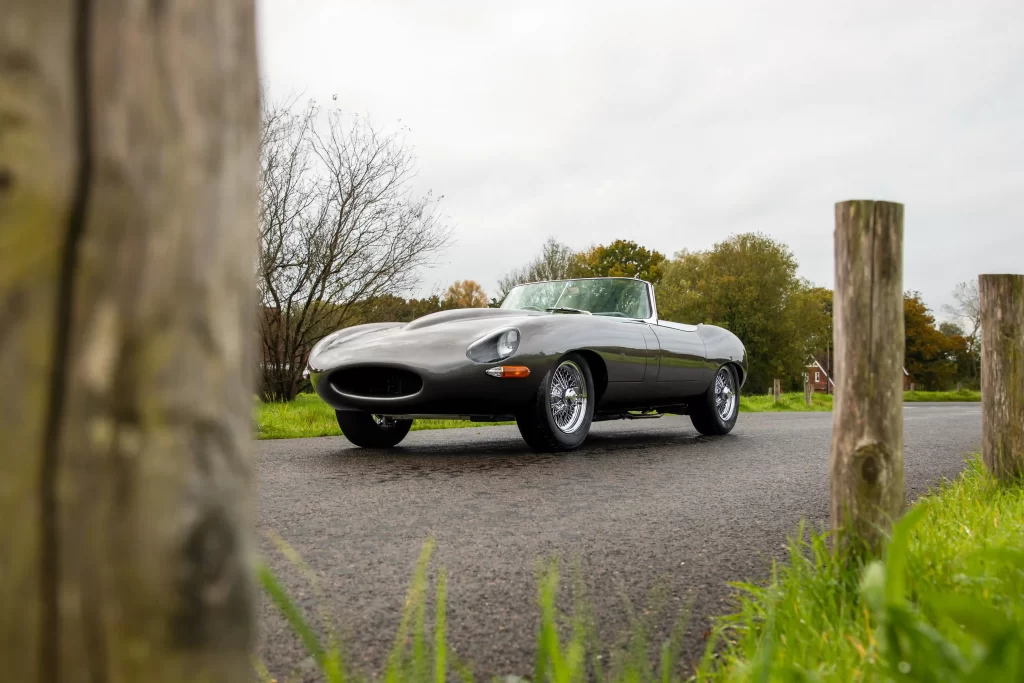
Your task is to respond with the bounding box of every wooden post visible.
[773,378,781,403]
[979,275,1024,481]
[0,2,260,682]
[829,200,906,559]
[805,379,813,406]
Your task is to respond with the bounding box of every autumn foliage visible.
[904,292,967,390]
[443,280,489,308]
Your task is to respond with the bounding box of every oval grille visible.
[330,367,423,398]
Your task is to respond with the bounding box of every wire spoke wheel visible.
[549,360,588,433]
[336,411,413,448]
[371,414,399,431]
[714,367,737,421]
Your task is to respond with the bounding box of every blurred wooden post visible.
[829,200,906,559]
[805,379,813,406]
[979,274,1024,481]
[0,2,260,681]
[773,378,781,403]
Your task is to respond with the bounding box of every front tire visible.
[336,411,413,448]
[516,353,595,452]
[690,365,740,436]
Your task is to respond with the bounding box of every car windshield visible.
[500,278,651,319]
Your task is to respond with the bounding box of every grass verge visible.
[904,388,982,402]
[699,455,1023,682]
[740,392,833,412]
[254,393,513,440]
[254,390,979,440]
[258,455,1023,682]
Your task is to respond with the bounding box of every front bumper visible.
[309,351,552,417]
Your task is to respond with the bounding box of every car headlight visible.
[467,327,521,363]
[496,329,520,358]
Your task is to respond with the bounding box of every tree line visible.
[488,234,980,396]
[258,97,980,401]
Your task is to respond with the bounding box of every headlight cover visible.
[467,327,521,363]
[497,329,520,357]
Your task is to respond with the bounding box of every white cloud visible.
[257,0,1024,315]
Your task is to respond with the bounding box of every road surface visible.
[255,403,982,680]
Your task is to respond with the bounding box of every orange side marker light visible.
[485,365,531,378]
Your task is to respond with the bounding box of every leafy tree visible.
[496,237,579,300]
[656,233,812,393]
[904,292,960,390]
[443,279,489,308]
[799,286,834,370]
[572,239,666,283]
[939,321,976,389]
[350,293,446,323]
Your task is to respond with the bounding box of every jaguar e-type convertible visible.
[306,277,747,452]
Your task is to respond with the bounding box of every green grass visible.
[255,390,980,440]
[258,455,1024,682]
[740,392,834,412]
[904,388,982,402]
[258,534,693,683]
[699,456,1024,682]
[742,389,980,413]
[254,393,513,440]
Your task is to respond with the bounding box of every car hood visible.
[402,307,538,331]
[308,308,544,371]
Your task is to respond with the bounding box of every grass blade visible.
[436,569,448,683]
[258,562,326,667]
[883,502,929,607]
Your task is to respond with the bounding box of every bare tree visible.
[496,237,579,300]
[942,280,982,383]
[258,99,452,401]
[943,280,982,343]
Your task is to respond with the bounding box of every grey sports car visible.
[306,277,747,452]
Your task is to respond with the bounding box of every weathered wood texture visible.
[773,378,781,403]
[805,379,813,406]
[0,2,260,681]
[980,274,1024,481]
[829,200,906,558]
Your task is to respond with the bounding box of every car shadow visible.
[313,427,730,479]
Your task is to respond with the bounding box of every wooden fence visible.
[828,201,1023,562]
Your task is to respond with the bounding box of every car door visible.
[595,318,657,383]
[649,321,709,387]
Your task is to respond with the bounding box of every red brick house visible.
[804,355,912,393]
[804,358,834,393]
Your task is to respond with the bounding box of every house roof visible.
[807,359,836,388]
[807,355,910,378]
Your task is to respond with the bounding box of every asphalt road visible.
[255,403,982,680]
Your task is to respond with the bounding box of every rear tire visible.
[690,365,740,436]
[516,353,595,452]
[335,411,413,448]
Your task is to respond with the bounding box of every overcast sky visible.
[257,1,1023,318]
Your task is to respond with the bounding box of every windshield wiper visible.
[545,307,592,315]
